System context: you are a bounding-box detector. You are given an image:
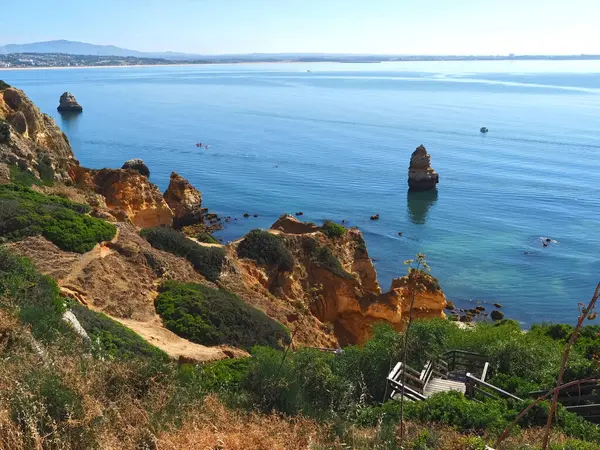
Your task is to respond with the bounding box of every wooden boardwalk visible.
[423,377,466,397]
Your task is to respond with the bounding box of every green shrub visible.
[311,245,354,279]
[69,302,167,360]
[321,220,347,238]
[245,346,350,418]
[196,232,219,244]
[8,164,42,187]
[0,119,10,143]
[198,358,250,393]
[404,391,513,434]
[141,226,225,282]
[36,158,55,186]
[155,280,290,349]
[237,229,294,272]
[0,184,114,253]
[0,80,10,90]
[0,248,66,342]
[333,324,403,403]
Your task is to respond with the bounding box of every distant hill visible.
[0,40,195,60]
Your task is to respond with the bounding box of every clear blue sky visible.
[1,0,598,55]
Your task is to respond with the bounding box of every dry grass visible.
[0,314,590,450]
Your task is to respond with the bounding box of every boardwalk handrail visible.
[466,372,522,402]
[387,362,427,401]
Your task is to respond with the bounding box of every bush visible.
[8,164,42,187]
[0,184,114,253]
[0,248,66,342]
[155,280,290,349]
[0,119,10,143]
[199,358,250,393]
[196,232,219,244]
[236,229,294,272]
[69,302,167,360]
[245,346,350,418]
[321,220,347,238]
[141,226,225,282]
[311,245,354,279]
[0,80,10,90]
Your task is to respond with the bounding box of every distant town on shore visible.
[2,52,600,69]
[0,40,599,69]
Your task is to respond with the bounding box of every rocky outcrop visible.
[271,214,320,234]
[408,145,439,192]
[390,273,448,321]
[57,92,83,113]
[226,218,447,345]
[0,84,78,184]
[121,159,150,177]
[71,166,173,228]
[163,172,203,228]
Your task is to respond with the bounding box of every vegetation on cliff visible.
[321,220,347,238]
[0,185,116,253]
[236,229,294,272]
[141,226,225,282]
[155,280,290,349]
[196,231,219,244]
[1,246,599,448]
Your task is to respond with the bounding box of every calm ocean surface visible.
[3,61,600,326]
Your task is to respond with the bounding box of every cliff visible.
[223,215,447,345]
[0,83,78,184]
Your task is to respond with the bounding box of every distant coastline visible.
[2,52,600,70]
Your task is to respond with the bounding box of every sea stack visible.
[57,92,83,113]
[408,145,439,192]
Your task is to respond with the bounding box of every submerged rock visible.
[122,159,150,177]
[408,145,439,192]
[57,92,83,113]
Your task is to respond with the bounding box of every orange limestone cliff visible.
[228,215,447,345]
[0,83,78,183]
[70,165,173,228]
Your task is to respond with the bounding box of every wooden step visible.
[424,377,466,397]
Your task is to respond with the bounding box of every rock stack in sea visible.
[407,145,439,192]
[57,92,83,113]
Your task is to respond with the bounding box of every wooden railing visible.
[387,362,426,401]
[528,383,600,423]
[442,350,489,379]
[465,372,522,402]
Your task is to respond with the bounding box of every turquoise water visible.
[4,61,600,326]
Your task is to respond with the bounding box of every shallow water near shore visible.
[4,60,600,326]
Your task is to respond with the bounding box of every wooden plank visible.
[388,362,402,380]
[565,404,600,413]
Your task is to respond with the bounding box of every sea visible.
[3,60,600,327]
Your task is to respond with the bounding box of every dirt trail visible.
[55,229,239,363]
[114,317,235,362]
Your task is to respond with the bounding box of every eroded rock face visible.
[271,214,320,234]
[408,145,439,192]
[57,92,83,113]
[228,218,448,345]
[71,166,173,228]
[0,85,78,184]
[122,159,150,177]
[163,172,203,228]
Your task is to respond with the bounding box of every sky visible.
[1,0,599,55]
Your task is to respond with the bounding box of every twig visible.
[495,377,599,448]
[541,282,600,449]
